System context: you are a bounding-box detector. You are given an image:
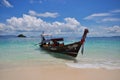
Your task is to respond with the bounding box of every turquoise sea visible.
[0,36,120,69]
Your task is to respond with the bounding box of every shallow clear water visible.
[0,36,120,69]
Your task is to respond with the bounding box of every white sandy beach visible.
[0,64,120,80]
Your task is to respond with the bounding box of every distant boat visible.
[39,29,89,57]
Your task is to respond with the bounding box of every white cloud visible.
[0,23,14,34]
[2,0,13,8]
[0,14,86,36]
[1,13,120,37]
[6,14,46,32]
[30,0,43,4]
[1,11,120,37]
[101,18,120,22]
[84,13,111,20]
[28,10,59,18]
[0,23,5,31]
[84,9,120,23]
[104,25,120,33]
[86,25,120,37]
[111,9,120,13]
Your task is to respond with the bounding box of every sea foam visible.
[66,62,120,70]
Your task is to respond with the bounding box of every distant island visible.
[17,34,26,38]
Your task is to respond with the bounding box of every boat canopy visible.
[42,38,64,43]
[51,38,64,41]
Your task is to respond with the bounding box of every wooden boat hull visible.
[40,41,82,57]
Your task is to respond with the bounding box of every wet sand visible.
[0,64,120,80]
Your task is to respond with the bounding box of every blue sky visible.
[0,0,120,37]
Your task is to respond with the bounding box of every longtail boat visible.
[40,29,89,57]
